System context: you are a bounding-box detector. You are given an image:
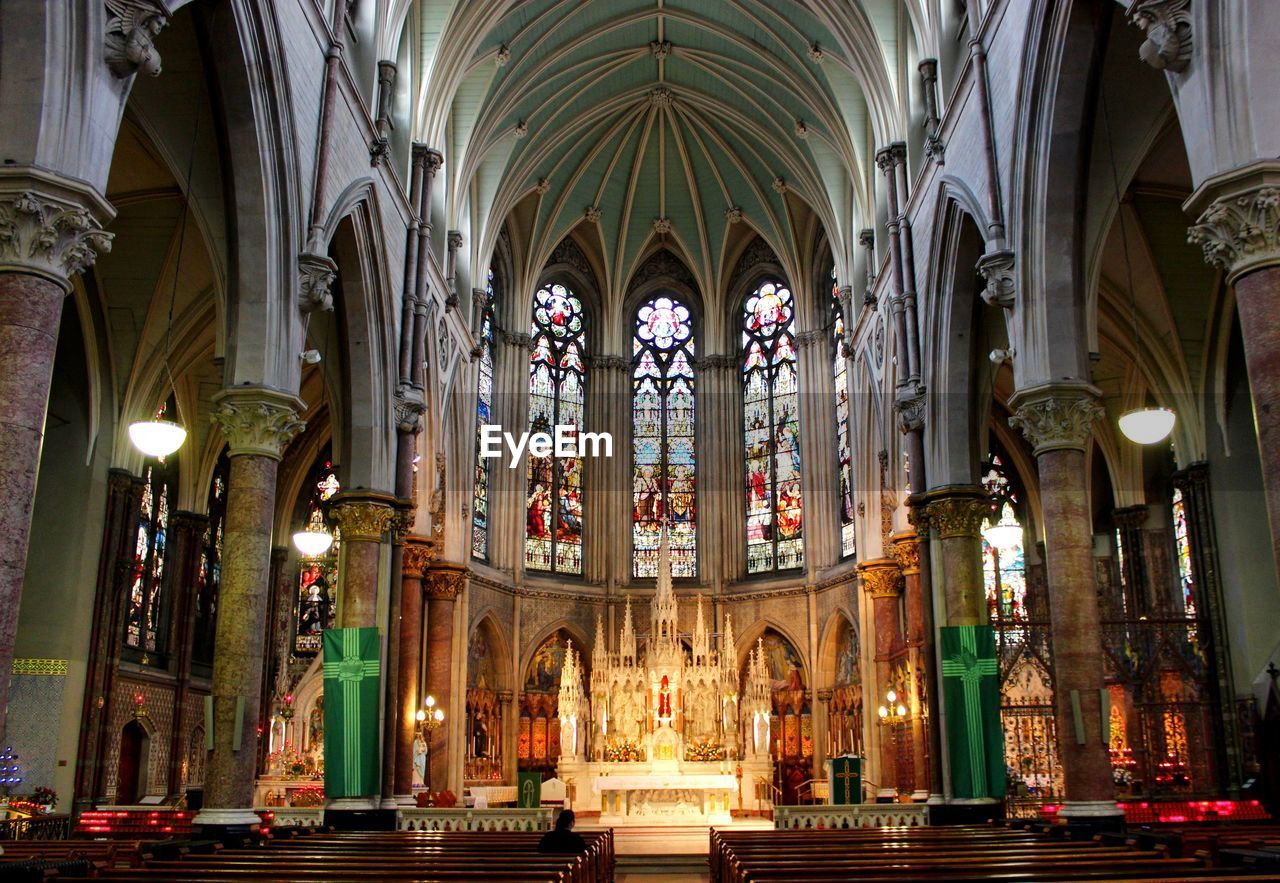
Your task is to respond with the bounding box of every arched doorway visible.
[117,720,150,804]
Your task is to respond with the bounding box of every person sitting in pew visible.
[537,809,587,855]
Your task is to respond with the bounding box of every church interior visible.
[1,0,1279,879]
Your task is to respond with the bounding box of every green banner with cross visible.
[322,627,382,798]
[828,755,862,804]
[940,624,1004,799]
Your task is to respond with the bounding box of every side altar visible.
[554,528,774,824]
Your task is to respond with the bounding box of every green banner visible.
[828,755,861,804]
[322,627,382,798]
[517,771,543,808]
[940,624,1004,799]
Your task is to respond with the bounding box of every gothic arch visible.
[816,608,860,691]
[466,611,512,693]
[734,619,810,687]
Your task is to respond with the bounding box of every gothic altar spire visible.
[651,522,678,647]
[620,593,637,665]
[692,593,709,666]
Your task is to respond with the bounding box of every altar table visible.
[593,774,737,825]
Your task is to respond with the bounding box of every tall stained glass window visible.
[831,269,856,558]
[295,452,341,655]
[193,448,230,667]
[126,458,174,657]
[525,282,586,574]
[472,267,497,561]
[1171,488,1197,618]
[742,280,804,572]
[632,295,696,578]
[981,452,1027,623]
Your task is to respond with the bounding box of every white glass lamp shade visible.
[1119,407,1176,445]
[292,528,333,558]
[983,503,1023,551]
[128,420,187,458]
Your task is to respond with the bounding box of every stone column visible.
[423,564,465,791]
[0,184,111,736]
[393,537,433,800]
[924,487,990,626]
[196,388,305,829]
[1187,166,1280,583]
[890,531,930,800]
[329,491,397,627]
[1009,384,1120,821]
[860,558,902,797]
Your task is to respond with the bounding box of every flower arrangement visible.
[31,786,56,809]
[686,738,725,762]
[268,740,318,778]
[604,739,642,762]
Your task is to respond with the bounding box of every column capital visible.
[894,383,927,434]
[424,564,467,600]
[888,531,921,575]
[394,388,426,434]
[329,491,398,542]
[1008,383,1103,454]
[1186,162,1280,282]
[390,503,417,543]
[298,252,337,314]
[0,171,115,287]
[402,536,437,579]
[923,486,990,539]
[976,249,1016,310]
[210,387,306,459]
[858,558,903,599]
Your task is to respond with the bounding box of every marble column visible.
[393,537,433,799]
[329,491,397,627]
[1009,384,1119,820]
[890,530,930,799]
[860,558,902,797]
[196,388,305,829]
[1187,166,1280,583]
[423,565,465,791]
[923,487,990,626]
[0,185,111,736]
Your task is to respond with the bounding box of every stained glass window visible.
[742,280,804,572]
[831,268,856,558]
[472,267,497,561]
[525,282,586,574]
[981,453,1027,624]
[295,451,341,655]
[193,448,229,667]
[632,294,696,578]
[126,460,173,657]
[1171,488,1196,618]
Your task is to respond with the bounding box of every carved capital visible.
[210,387,305,459]
[1188,181,1280,282]
[1008,384,1104,454]
[298,252,337,313]
[424,565,466,600]
[1127,0,1192,73]
[390,505,417,543]
[501,329,534,351]
[976,249,1016,309]
[894,383,927,434]
[925,489,990,540]
[889,531,921,575]
[105,0,170,78]
[423,149,445,176]
[794,329,824,350]
[0,190,112,284]
[874,146,895,175]
[394,388,426,434]
[859,559,903,599]
[447,230,464,252]
[402,537,436,579]
[329,492,398,542]
[924,135,946,164]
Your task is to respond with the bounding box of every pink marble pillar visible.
[0,187,110,738]
[860,558,903,796]
[393,538,433,798]
[196,389,304,829]
[330,492,396,628]
[890,531,931,797]
[1010,386,1119,820]
[924,487,990,626]
[423,565,464,792]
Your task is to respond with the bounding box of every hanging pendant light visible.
[128,418,188,458]
[1119,406,1176,445]
[982,503,1023,551]
[292,508,334,558]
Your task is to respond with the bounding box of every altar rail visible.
[0,813,71,840]
[258,808,325,828]
[398,807,553,832]
[774,804,929,829]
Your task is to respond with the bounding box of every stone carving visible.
[495,44,511,67]
[514,120,528,138]
[875,146,896,175]
[330,495,397,542]
[105,0,170,78]
[535,178,551,195]
[298,252,337,313]
[795,329,824,350]
[402,539,437,579]
[976,249,1016,309]
[430,454,446,541]
[925,494,990,539]
[423,149,445,176]
[394,389,426,434]
[771,176,787,194]
[210,388,305,459]
[724,205,743,224]
[859,561,903,598]
[424,567,466,600]
[590,354,629,372]
[889,533,921,575]
[808,41,823,62]
[650,40,672,60]
[894,385,927,434]
[391,506,417,543]
[794,120,808,138]
[0,191,112,281]
[1188,186,1280,281]
[1009,389,1104,454]
[1127,0,1192,73]
[583,205,602,223]
[652,216,672,235]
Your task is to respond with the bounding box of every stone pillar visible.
[890,531,930,800]
[1186,166,1280,583]
[860,558,902,797]
[329,491,397,627]
[923,487,990,626]
[0,184,111,736]
[423,564,465,791]
[196,388,305,829]
[1009,384,1120,820]
[393,537,432,799]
